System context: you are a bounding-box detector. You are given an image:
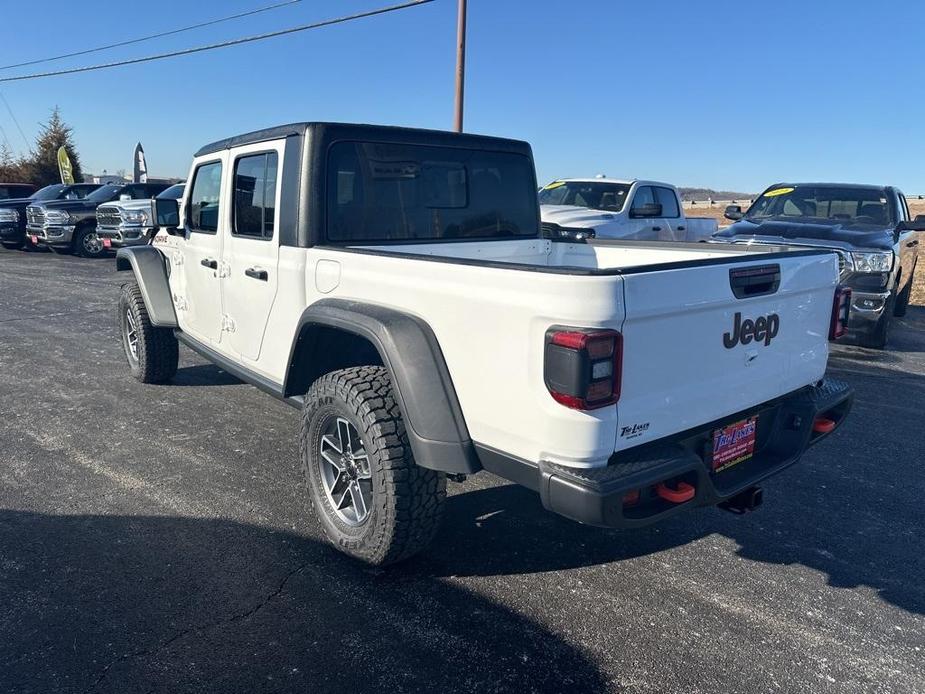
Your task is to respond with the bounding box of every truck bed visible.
[294,238,837,469]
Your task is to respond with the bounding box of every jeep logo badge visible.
[723,312,780,349]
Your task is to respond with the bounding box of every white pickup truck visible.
[539,178,718,242]
[116,123,853,565]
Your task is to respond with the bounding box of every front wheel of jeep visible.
[119,282,178,383]
[301,366,446,566]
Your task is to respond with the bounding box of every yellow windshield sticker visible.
[543,181,566,190]
[764,187,794,197]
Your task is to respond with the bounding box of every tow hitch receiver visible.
[656,481,696,504]
[719,486,764,514]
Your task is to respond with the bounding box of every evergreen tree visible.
[28,107,83,186]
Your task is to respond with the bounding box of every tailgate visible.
[615,251,837,452]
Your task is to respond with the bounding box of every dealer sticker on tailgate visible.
[712,417,757,473]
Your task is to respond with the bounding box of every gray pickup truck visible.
[718,183,922,348]
[96,183,184,249]
[26,181,169,257]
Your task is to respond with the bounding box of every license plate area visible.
[102,237,112,248]
[712,416,757,473]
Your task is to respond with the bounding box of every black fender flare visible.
[115,246,178,328]
[285,299,481,475]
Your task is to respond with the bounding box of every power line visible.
[0,0,303,72]
[0,91,32,152]
[0,0,433,84]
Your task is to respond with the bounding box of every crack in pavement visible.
[86,561,309,693]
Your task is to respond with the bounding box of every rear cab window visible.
[653,187,680,218]
[325,142,538,243]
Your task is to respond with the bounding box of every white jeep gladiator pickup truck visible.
[539,178,718,242]
[116,123,853,565]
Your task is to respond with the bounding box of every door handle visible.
[677,225,685,231]
[245,267,268,281]
[200,258,218,269]
[652,226,662,232]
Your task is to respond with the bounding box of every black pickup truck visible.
[0,183,101,250]
[717,183,922,348]
[26,181,169,257]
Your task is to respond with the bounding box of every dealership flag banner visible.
[133,142,148,183]
[57,146,74,185]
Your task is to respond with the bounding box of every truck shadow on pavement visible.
[0,510,608,694]
[170,363,244,387]
[413,350,925,618]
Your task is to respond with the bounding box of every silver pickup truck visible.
[96,183,184,249]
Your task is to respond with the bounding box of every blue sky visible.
[1,0,923,193]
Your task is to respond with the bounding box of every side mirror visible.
[724,205,744,221]
[155,197,181,232]
[897,214,925,232]
[630,202,662,218]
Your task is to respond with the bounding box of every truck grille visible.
[96,206,122,228]
[26,206,45,226]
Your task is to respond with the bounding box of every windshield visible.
[746,185,895,226]
[86,184,122,203]
[157,184,184,200]
[31,184,67,201]
[538,181,631,212]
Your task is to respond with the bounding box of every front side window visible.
[86,184,121,203]
[187,161,223,233]
[653,187,680,218]
[746,186,895,227]
[630,186,656,212]
[326,142,538,243]
[233,152,278,238]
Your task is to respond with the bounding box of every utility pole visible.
[454,0,467,132]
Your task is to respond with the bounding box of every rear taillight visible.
[829,286,852,340]
[544,328,622,410]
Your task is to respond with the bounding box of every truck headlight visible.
[0,208,18,223]
[851,251,892,273]
[45,210,71,224]
[123,209,149,225]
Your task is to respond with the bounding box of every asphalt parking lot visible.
[1,247,923,694]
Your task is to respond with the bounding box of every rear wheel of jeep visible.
[75,225,105,258]
[119,282,178,383]
[301,366,446,566]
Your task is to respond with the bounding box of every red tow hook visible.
[656,481,696,504]
[813,416,837,434]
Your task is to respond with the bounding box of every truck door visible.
[895,192,918,293]
[653,186,685,241]
[627,185,663,240]
[219,144,282,362]
[175,157,226,347]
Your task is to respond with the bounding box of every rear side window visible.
[233,152,278,239]
[326,141,538,243]
[187,161,223,233]
[653,187,680,218]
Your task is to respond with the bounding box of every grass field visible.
[687,201,925,305]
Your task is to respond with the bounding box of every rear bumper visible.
[478,378,853,529]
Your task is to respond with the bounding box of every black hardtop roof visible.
[194,122,533,158]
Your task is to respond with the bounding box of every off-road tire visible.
[118,282,178,383]
[0,239,24,250]
[75,224,105,258]
[894,267,914,318]
[301,366,446,565]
